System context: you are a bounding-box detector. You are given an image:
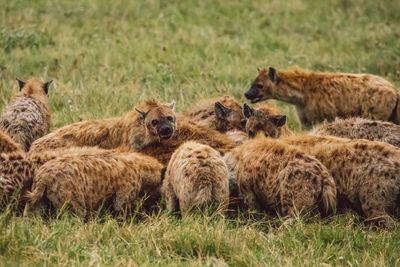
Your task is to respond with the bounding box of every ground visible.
[0,0,399,265]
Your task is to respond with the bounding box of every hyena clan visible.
[244,112,400,228]
[311,117,400,148]
[23,149,164,217]
[229,135,336,217]
[29,99,235,166]
[162,141,229,214]
[1,78,52,151]
[245,67,399,127]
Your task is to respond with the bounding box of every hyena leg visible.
[114,183,140,212]
[240,183,262,211]
[359,190,396,229]
[279,171,319,217]
[163,182,179,212]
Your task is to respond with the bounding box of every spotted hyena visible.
[1,78,52,151]
[186,96,246,133]
[23,149,163,217]
[161,141,229,214]
[311,117,400,148]
[245,67,399,128]
[229,135,336,217]
[244,112,400,227]
[243,103,292,138]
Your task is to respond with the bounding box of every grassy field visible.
[1,0,400,265]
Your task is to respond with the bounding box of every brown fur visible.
[138,116,237,166]
[162,141,229,213]
[243,104,292,138]
[311,117,400,148]
[1,78,51,151]
[225,130,248,145]
[29,100,176,156]
[229,135,337,216]
[0,147,106,206]
[245,111,400,227]
[245,68,398,127]
[23,149,163,217]
[0,129,24,154]
[186,96,246,133]
[281,135,400,228]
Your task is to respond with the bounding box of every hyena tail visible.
[191,184,213,210]
[320,178,337,215]
[22,177,46,216]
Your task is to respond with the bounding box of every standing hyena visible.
[229,135,336,217]
[23,149,164,217]
[311,117,400,148]
[161,141,229,214]
[186,96,247,133]
[245,67,399,127]
[244,114,400,227]
[1,78,52,151]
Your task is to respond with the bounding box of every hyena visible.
[23,149,164,217]
[245,67,399,128]
[29,100,177,155]
[161,141,229,214]
[243,103,292,138]
[229,135,336,217]
[134,116,236,166]
[1,78,52,151]
[244,113,400,227]
[0,129,23,154]
[0,147,106,206]
[29,100,235,166]
[311,117,400,148]
[186,96,247,133]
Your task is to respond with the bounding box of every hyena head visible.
[16,78,52,97]
[214,100,247,132]
[243,103,286,138]
[244,67,279,103]
[136,101,177,142]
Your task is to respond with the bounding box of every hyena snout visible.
[158,123,174,139]
[244,86,263,103]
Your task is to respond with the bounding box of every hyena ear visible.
[257,67,261,72]
[271,115,286,127]
[43,80,53,94]
[169,101,175,111]
[268,67,278,82]
[243,103,254,118]
[16,78,26,91]
[215,102,232,120]
[135,108,148,124]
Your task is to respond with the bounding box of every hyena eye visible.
[256,84,263,89]
[248,131,255,138]
[167,116,174,122]
[151,119,158,126]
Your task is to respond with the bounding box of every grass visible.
[0,0,399,265]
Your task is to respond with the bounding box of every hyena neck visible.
[274,71,307,106]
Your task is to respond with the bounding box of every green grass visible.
[0,0,399,265]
